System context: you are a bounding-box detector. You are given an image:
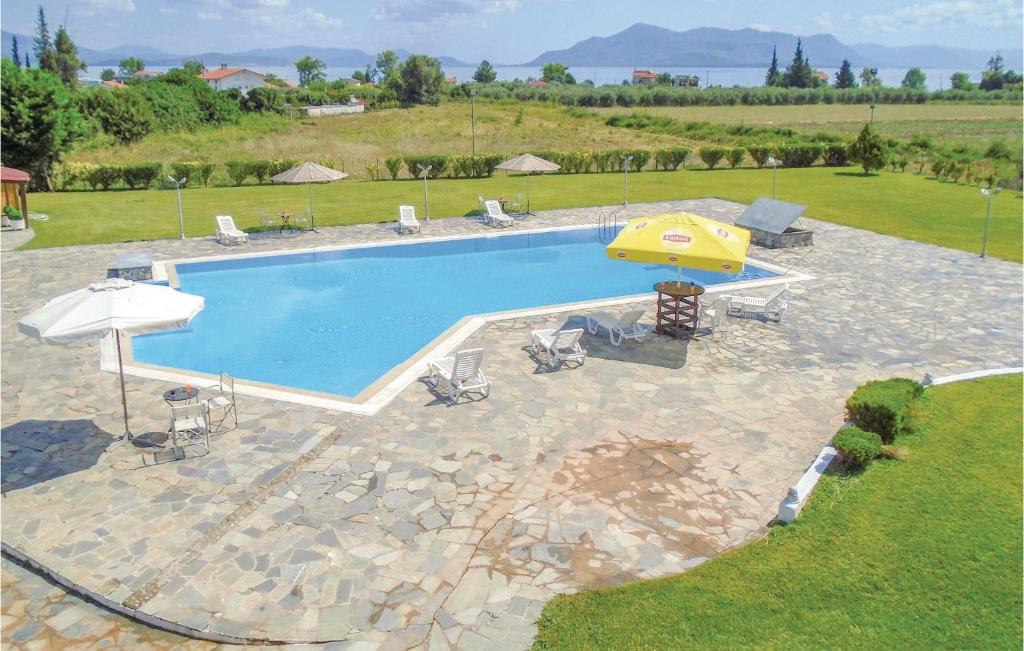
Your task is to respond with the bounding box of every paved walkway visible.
[2,200,1021,649]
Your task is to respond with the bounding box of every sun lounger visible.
[427,348,490,404]
[721,284,788,322]
[215,215,248,245]
[585,309,647,345]
[530,328,587,369]
[484,200,514,228]
[398,205,421,233]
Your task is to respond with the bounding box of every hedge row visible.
[60,162,162,191]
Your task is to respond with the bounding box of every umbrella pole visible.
[527,174,532,215]
[109,329,133,448]
[307,182,317,232]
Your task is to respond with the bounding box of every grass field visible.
[533,374,1024,650]
[68,102,1022,183]
[26,166,1023,262]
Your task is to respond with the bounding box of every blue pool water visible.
[134,227,777,397]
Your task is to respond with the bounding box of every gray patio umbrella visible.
[496,153,560,214]
[18,279,205,446]
[270,161,348,231]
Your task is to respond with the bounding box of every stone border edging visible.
[777,367,1024,524]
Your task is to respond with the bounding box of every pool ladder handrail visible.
[598,210,620,242]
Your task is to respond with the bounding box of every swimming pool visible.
[134,226,779,398]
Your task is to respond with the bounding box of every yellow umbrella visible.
[606,212,750,280]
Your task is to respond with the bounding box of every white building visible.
[198,65,268,92]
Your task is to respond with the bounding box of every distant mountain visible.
[0,31,472,69]
[525,22,1019,70]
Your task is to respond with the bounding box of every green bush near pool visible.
[833,426,884,467]
[845,378,924,443]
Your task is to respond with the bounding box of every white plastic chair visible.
[484,200,514,228]
[427,348,490,404]
[215,215,247,245]
[585,309,647,346]
[259,209,277,233]
[530,328,587,369]
[204,371,237,432]
[699,296,730,336]
[398,205,421,233]
[722,284,789,322]
[169,402,210,453]
[508,192,523,214]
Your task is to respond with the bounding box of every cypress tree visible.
[10,35,20,68]
[765,46,780,86]
[33,5,51,62]
[783,39,813,88]
[835,59,857,89]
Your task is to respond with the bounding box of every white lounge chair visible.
[722,284,789,322]
[585,309,647,346]
[484,200,514,228]
[699,296,730,336]
[531,328,587,369]
[398,205,421,233]
[203,371,237,432]
[215,215,248,245]
[427,348,490,404]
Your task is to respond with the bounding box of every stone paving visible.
[2,199,1021,649]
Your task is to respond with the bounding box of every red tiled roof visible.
[103,79,127,89]
[528,80,547,87]
[632,70,657,78]
[1,167,30,183]
[199,67,264,81]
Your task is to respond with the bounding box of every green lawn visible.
[534,374,1023,649]
[25,166,1023,262]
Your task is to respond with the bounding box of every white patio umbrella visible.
[270,161,348,232]
[496,153,560,214]
[18,278,205,445]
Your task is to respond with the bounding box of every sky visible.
[1,0,1022,62]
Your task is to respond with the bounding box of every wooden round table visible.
[654,281,705,339]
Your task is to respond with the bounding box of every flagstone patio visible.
[2,199,1021,649]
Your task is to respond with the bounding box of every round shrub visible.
[833,427,883,468]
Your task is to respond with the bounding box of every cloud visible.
[198,10,222,21]
[862,0,1023,33]
[813,12,837,33]
[182,0,342,33]
[748,23,772,32]
[70,0,135,15]
[376,0,521,23]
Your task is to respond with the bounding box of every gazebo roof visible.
[1,167,30,183]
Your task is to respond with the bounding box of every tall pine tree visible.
[51,27,86,88]
[834,59,857,88]
[10,35,20,68]
[765,46,781,86]
[33,5,51,62]
[783,39,813,88]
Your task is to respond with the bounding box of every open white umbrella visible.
[18,278,205,445]
[270,161,348,232]
[496,153,560,215]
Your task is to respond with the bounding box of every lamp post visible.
[166,175,187,239]
[470,88,477,157]
[621,155,633,206]
[766,157,781,200]
[980,186,1002,258]
[417,164,431,221]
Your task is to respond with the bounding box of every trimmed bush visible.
[833,427,883,468]
[699,147,728,170]
[121,162,161,189]
[404,155,449,179]
[268,159,299,177]
[623,149,650,171]
[654,147,690,171]
[823,144,850,167]
[88,164,123,191]
[225,160,251,186]
[845,378,924,443]
[778,144,823,168]
[747,145,774,168]
[727,147,746,169]
[385,157,403,180]
[170,161,215,187]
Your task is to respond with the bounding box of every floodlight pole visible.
[167,175,187,239]
[470,88,477,157]
[622,155,633,206]
[767,157,780,200]
[418,164,431,221]
[980,186,1001,258]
